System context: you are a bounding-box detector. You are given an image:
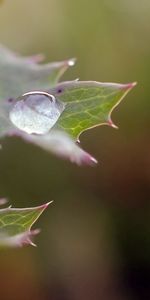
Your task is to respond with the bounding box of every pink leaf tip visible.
[122,82,137,90]
[80,152,98,166]
[37,201,53,211]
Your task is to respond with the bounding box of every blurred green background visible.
[0,0,150,299]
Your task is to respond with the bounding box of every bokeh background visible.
[0,0,150,299]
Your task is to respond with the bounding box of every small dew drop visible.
[9,93,64,134]
[68,58,76,66]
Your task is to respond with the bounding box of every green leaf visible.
[0,46,136,165]
[50,81,136,139]
[0,201,51,248]
[0,45,75,100]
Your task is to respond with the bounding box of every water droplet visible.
[68,58,76,66]
[9,92,64,134]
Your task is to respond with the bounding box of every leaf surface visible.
[0,45,75,100]
[50,81,136,139]
[0,46,136,142]
[0,201,51,248]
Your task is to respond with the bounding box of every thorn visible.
[122,82,137,90]
[28,229,40,247]
[81,153,98,166]
[30,241,37,247]
[38,201,53,210]
[108,118,118,129]
[90,156,98,164]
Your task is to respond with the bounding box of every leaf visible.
[0,45,75,100]
[1,81,136,140]
[0,201,51,248]
[7,130,97,166]
[50,81,136,139]
[0,46,136,165]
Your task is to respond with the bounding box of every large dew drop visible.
[9,92,64,134]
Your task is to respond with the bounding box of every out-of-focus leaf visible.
[7,130,97,166]
[0,202,51,248]
[0,45,75,100]
[50,81,136,139]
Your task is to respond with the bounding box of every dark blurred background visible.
[0,0,150,299]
